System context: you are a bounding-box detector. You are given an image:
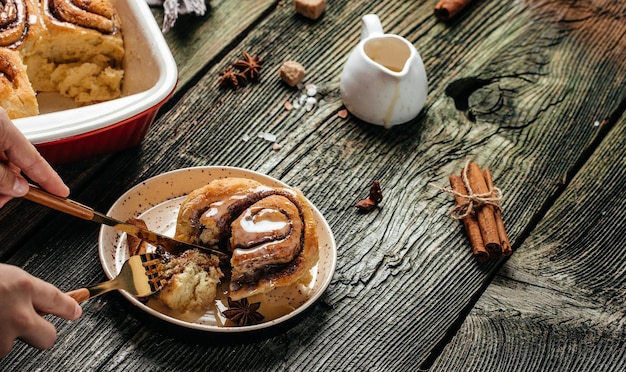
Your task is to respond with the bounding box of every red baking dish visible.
[14,0,178,165]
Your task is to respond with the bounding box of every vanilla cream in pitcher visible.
[340,14,428,128]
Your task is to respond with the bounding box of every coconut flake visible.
[263,132,277,142]
[305,97,317,111]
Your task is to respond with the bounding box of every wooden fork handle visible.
[24,184,95,220]
[67,288,90,303]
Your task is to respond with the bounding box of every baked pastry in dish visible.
[0,0,124,118]
[0,48,39,118]
[0,0,44,52]
[175,178,320,301]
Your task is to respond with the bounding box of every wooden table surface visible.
[2,0,625,370]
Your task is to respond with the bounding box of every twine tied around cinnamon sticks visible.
[431,159,512,262]
[445,160,503,220]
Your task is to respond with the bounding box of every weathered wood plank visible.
[0,157,109,261]
[1,0,624,370]
[151,0,278,91]
[429,114,626,371]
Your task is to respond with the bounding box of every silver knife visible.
[24,184,227,258]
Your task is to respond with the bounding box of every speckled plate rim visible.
[98,166,337,333]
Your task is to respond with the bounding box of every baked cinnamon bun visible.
[175,178,319,301]
[0,0,42,118]
[0,0,44,52]
[0,0,125,118]
[21,0,124,102]
[47,0,117,34]
[0,48,38,118]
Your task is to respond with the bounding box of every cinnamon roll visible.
[23,0,124,102]
[175,178,320,301]
[0,48,38,118]
[0,0,124,118]
[0,0,42,118]
[48,0,117,34]
[0,0,44,52]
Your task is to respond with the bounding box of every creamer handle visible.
[361,14,384,40]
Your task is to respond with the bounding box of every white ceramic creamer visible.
[340,14,428,128]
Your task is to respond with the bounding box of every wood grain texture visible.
[151,0,278,91]
[0,0,624,370]
[0,157,109,260]
[430,115,626,371]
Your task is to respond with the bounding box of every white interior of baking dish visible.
[14,0,178,145]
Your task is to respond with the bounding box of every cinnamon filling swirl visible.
[0,0,28,47]
[230,195,301,270]
[48,0,115,33]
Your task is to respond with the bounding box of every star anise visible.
[222,297,264,326]
[233,51,264,81]
[218,67,246,90]
[355,180,383,212]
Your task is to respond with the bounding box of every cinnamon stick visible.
[434,0,475,21]
[449,174,489,262]
[466,162,501,257]
[483,168,512,256]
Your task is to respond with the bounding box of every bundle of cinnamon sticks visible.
[447,161,511,262]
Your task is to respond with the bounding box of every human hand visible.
[0,108,69,207]
[0,263,82,357]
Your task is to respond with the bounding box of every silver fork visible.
[67,253,165,303]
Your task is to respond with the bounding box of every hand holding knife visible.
[23,184,227,258]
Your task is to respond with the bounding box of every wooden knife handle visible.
[24,185,95,220]
[67,288,90,303]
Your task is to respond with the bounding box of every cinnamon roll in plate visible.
[99,167,335,330]
[175,178,320,301]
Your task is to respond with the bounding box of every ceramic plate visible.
[98,166,337,332]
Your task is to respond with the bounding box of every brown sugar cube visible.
[279,60,306,87]
[294,0,326,20]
